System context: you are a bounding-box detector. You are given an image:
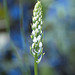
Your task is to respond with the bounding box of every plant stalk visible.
[34,54,38,75]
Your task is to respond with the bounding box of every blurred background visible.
[0,0,75,75]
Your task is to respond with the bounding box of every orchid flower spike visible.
[30,1,44,64]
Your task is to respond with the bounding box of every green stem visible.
[34,54,38,75]
[3,0,10,33]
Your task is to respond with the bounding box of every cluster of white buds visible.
[30,1,44,64]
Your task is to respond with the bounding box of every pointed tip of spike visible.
[37,1,41,4]
[35,1,41,9]
[36,1,40,4]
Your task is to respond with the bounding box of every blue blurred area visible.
[9,2,32,50]
[0,0,3,3]
[9,5,22,20]
[10,24,24,50]
[23,4,31,32]
[46,0,71,22]
[7,68,22,75]
[7,0,14,8]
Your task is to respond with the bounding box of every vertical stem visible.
[34,54,38,75]
[3,0,10,33]
[19,0,26,49]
